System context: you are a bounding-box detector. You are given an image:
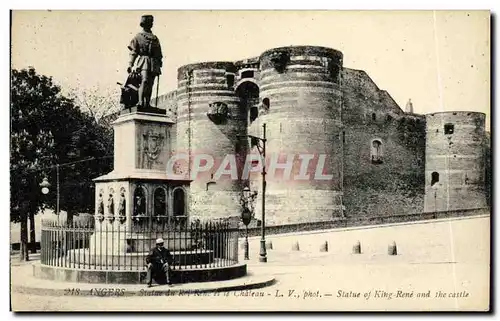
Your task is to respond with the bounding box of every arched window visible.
[153,188,166,217]
[431,172,440,186]
[262,98,270,110]
[173,188,187,228]
[173,188,186,217]
[372,113,376,121]
[371,140,383,164]
[133,186,146,217]
[236,81,259,123]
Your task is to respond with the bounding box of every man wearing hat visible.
[127,14,163,108]
[145,238,174,287]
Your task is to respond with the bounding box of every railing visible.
[40,218,239,271]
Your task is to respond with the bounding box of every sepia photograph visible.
[8,9,491,312]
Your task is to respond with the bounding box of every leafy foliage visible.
[11,67,114,225]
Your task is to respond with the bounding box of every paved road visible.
[11,216,490,311]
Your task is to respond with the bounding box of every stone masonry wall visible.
[424,112,487,212]
[148,47,489,227]
[342,68,426,218]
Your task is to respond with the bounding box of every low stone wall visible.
[239,207,489,238]
[34,262,247,284]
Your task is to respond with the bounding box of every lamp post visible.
[39,165,60,219]
[40,177,51,196]
[248,123,267,263]
[241,186,257,260]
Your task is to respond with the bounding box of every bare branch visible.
[68,86,121,124]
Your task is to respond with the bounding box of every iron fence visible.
[40,217,239,271]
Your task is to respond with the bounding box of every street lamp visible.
[248,123,267,263]
[240,186,257,260]
[40,177,51,195]
[39,164,60,218]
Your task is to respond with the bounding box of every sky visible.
[11,10,490,129]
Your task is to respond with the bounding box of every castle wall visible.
[148,46,489,226]
[175,62,246,221]
[424,112,487,212]
[251,46,344,226]
[342,68,426,218]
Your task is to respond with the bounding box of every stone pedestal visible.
[92,109,191,257]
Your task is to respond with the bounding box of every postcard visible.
[9,10,491,312]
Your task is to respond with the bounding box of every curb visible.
[11,274,276,297]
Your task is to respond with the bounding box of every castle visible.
[150,45,489,226]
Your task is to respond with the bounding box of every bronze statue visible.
[127,15,163,108]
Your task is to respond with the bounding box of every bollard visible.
[388,241,397,255]
[320,241,328,252]
[352,241,361,254]
[266,240,273,250]
[292,241,300,251]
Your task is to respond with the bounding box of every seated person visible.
[146,238,174,287]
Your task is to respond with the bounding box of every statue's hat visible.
[140,15,154,27]
[156,238,164,244]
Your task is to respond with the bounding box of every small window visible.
[262,98,270,110]
[370,140,383,164]
[226,74,235,88]
[372,113,376,121]
[386,115,393,122]
[431,172,439,186]
[444,123,454,135]
[241,70,254,79]
[342,131,346,143]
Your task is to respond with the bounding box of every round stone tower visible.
[176,62,246,220]
[424,111,487,212]
[250,46,344,225]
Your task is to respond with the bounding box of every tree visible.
[67,86,120,153]
[11,67,114,261]
[11,68,60,260]
[68,86,120,124]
